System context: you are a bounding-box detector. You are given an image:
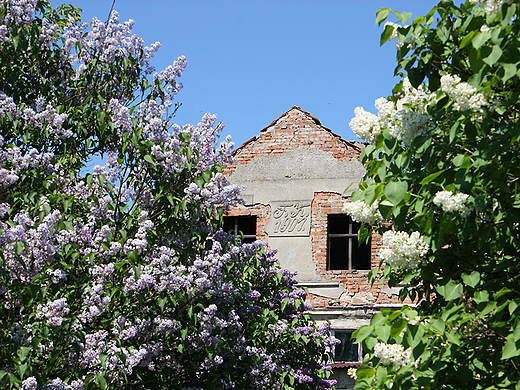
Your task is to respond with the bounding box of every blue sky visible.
[56,0,439,149]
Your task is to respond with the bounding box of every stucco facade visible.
[223,106,404,389]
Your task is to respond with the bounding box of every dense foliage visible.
[0,1,337,389]
[344,1,520,389]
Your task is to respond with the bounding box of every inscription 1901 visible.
[272,204,310,234]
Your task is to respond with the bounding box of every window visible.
[327,214,371,270]
[223,216,257,243]
[333,330,363,362]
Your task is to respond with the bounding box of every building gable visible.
[225,106,365,205]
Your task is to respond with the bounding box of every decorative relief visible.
[266,202,311,237]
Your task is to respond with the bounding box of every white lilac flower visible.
[383,21,407,49]
[380,230,430,270]
[374,342,412,369]
[469,0,512,15]
[350,78,436,145]
[440,74,489,116]
[0,202,9,218]
[407,315,421,326]
[347,367,357,380]
[343,199,383,225]
[1,0,38,25]
[349,107,381,143]
[433,190,471,217]
[47,378,72,390]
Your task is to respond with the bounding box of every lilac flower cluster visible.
[2,206,62,283]
[36,298,70,327]
[0,138,55,186]
[64,10,160,75]
[185,172,244,210]
[153,55,187,98]
[0,4,336,389]
[1,0,37,26]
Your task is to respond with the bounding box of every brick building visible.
[223,106,403,389]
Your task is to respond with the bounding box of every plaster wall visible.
[230,147,365,203]
[227,146,365,283]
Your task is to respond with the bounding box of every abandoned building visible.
[222,106,404,389]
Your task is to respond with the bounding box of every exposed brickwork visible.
[223,106,409,312]
[309,193,406,308]
[223,204,270,241]
[223,106,362,176]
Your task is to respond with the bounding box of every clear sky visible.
[55,0,439,149]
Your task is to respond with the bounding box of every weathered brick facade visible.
[223,106,360,176]
[223,106,404,388]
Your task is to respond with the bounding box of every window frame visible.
[223,215,257,243]
[331,329,364,363]
[327,213,371,271]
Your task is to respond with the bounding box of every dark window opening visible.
[327,214,371,270]
[223,216,257,243]
[334,331,361,362]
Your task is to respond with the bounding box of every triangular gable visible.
[231,106,361,157]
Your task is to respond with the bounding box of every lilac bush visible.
[0,1,336,389]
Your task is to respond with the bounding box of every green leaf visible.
[461,271,480,288]
[501,62,518,82]
[436,280,463,301]
[356,366,376,380]
[483,45,503,66]
[128,250,138,264]
[158,297,167,312]
[495,287,512,299]
[514,319,520,341]
[450,119,460,143]
[499,3,516,26]
[17,347,30,362]
[459,30,475,49]
[430,318,445,334]
[392,10,413,23]
[376,366,388,388]
[376,8,391,25]
[99,353,108,368]
[384,181,408,206]
[437,24,449,43]
[15,241,25,257]
[352,325,374,343]
[13,36,21,51]
[471,32,489,49]
[477,301,496,316]
[98,174,105,187]
[376,325,391,342]
[420,170,446,185]
[452,154,465,167]
[144,155,154,164]
[364,183,384,205]
[381,24,394,46]
[370,312,388,327]
[408,68,424,88]
[502,334,520,359]
[96,374,108,390]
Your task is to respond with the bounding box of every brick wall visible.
[308,192,405,308]
[223,106,407,310]
[222,203,270,241]
[223,106,361,176]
